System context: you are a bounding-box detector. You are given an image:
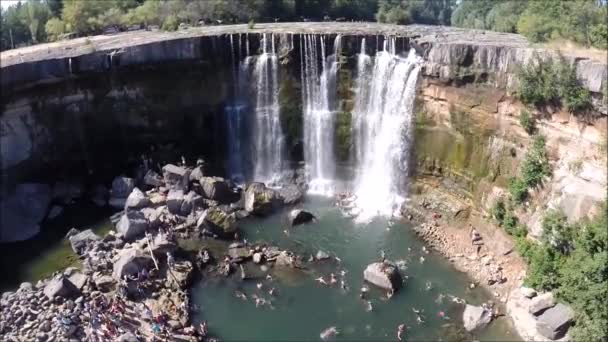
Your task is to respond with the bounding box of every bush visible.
[541,210,574,255]
[45,17,66,42]
[161,14,178,31]
[519,109,536,134]
[508,177,528,203]
[491,198,506,223]
[520,135,551,186]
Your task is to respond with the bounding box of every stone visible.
[529,292,555,315]
[47,205,63,220]
[521,286,537,299]
[0,183,51,242]
[110,176,135,198]
[167,260,193,289]
[92,274,114,292]
[124,187,151,210]
[43,275,80,299]
[253,253,263,264]
[19,282,33,292]
[363,262,402,291]
[180,191,204,216]
[68,229,101,255]
[141,206,164,229]
[228,244,252,261]
[462,304,492,332]
[536,303,575,340]
[277,184,304,205]
[166,189,185,215]
[162,164,190,191]
[143,170,163,187]
[202,207,237,236]
[150,233,177,256]
[117,332,139,342]
[200,177,233,204]
[244,182,281,216]
[189,166,204,182]
[112,248,153,280]
[315,250,330,260]
[289,209,316,226]
[67,272,87,290]
[116,211,149,241]
[275,251,295,267]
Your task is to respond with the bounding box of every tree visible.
[46,0,63,17]
[376,0,411,25]
[1,2,33,50]
[20,0,51,44]
[45,17,66,42]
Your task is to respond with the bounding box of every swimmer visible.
[266,274,273,281]
[397,324,406,341]
[315,277,328,285]
[256,282,263,290]
[419,256,425,264]
[268,288,276,296]
[425,281,433,291]
[365,300,373,312]
[329,273,337,285]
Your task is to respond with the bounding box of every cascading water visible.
[251,33,284,183]
[301,34,341,195]
[351,37,421,221]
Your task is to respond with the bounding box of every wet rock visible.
[43,275,80,299]
[143,170,163,187]
[529,292,555,316]
[244,182,281,216]
[316,250,330,260]
[253,252,263,264]
[462,304,492,332]
[111,176,135,199]
[180,191,204,216]
[68,229,101,255]
[124,187,151,210]
[536,303,574,340]
[167,260,193,289]
[200,177,233,204]
[0,183,51,242]
[275,251,295,267]
[162,164,190,191]
[278,184,304,205]
[112,248,153,280]
[167,189,185,215]
[228,243,252,262]
[116,211,149,241]
[202,207,237,236]
[289,209,316,226]
[363,262,403,291]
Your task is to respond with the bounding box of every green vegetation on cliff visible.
[508,135,551,204]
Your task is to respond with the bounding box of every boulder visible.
[67,272,88,290]
[180,191,204,216]
[112,248,153,280]
[68,229,101,255]
[521,286,537,299]
[202,207,237,236]
[228,243,252,261]
[529,292,555,315]
[244,182,281,216]
[463,304,493,331]
[124,188,151,210]
[289,209,316,226]
[0,183,51,242]
[189,166,204,182]
[167,189,185,215]
[253,252,263,264]
[316,250,330,260]
[278,184,304,205]
[275,251,295,267]
[143,170,163,187]
[150,233,177,256]
[200,177,233,204]
[116,211,149,241]
[167,260,193,289]
[536,303,575,340]
[111,176,135,198]
[43,275,80,299]
[363,262,402,291]
[92,273,115,292]
[141,206,165,229]
[162,164,190,191]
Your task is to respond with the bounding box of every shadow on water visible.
[0,202,114,292]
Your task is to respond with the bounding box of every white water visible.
[351,39,421,222]
[251,33,285,183]
[301,34,341,195]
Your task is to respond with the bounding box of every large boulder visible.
[201,207,237,236]
[227,243,252,262]
[141,206,165,229]
[111,176,135,199]
[0,183,51,242]
[143,170,163,188]
[166,260,193,289]
[529,292,555,315]
[68,229,101,255]
[463,304,493,331]
[289,209,316,226]
[167,189,185,215]
[112,248,153,280]
[189,165,204,182]
[278,184,304,205]
[162,164,190,191]
[200,177,233,204]
[43,275,80,299]
[536,303,574,340]
[363,262,402,291]
[116,211,149,241]
[180,191,204,216]
[124,188,151,210]
[150,233,177,256]
[244,182,281,216]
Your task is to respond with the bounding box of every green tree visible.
[20,0,51,44]
[1,3,31,50]
[45,17,66,42]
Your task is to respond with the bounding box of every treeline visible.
[1,0,606,52]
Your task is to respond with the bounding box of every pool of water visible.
[0,203,114,292]
[191,196,521,341]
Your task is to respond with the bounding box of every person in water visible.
[397,324,406,341]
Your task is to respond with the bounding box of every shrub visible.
[541,210,574,255]
[509,177,528,203]
[519,109,536,134]
[161,14,178,31]
[491,198,506,223]
[520,135,551,187]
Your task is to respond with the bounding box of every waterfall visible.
[351,40,421,221]
[251,33,284,183]
[301,34,341,195]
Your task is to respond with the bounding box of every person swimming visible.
[315,277,328,285]
[329,273,337,285]
[365,300,373,312]
[397,324,406,341]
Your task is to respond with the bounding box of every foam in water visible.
[251,33,285,184]
[351,39,421,222]
[301,34,341,195]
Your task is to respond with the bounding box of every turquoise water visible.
[191,196,520,341]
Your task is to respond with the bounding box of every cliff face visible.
[1,23,606,231]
